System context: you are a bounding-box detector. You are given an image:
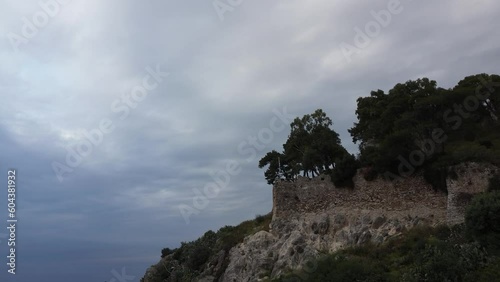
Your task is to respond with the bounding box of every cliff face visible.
[142,162,498,282]
[220,162,497,281]
[221,209,436,281]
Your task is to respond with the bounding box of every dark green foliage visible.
[161,247,173,258]
[259,74,500,187]
[217,225,240,252]
[307,255,386,282]
[403,240,487,282]
[469,258,500,282]
[465,191,500,252]
[488,173,500,192]
[187,245,211,271]
[259,109,349,185]
[172,242,187,262]
[423,165,448,192]
[217,213,272,252]
[255,214,267,224]
[158,213,273,281]
[330,153,359,188]
[349,78,446,172]
[350,74,500,184]
[259,150,286,185]
[275,225,495,282]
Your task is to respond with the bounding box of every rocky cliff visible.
[142,162,498,282]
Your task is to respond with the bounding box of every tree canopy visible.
[350,74,500,187]
[259,109,356,186]
[259,73,500,190]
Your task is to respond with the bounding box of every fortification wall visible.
[272,162,498,225]
[447,162,499,225]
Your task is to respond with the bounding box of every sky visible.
[0,0,499,281]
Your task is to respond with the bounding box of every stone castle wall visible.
[273,162,498,225]
[446,162,499,225]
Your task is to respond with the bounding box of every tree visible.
[259,109,350,185]
[349,75,500,179]
[349,78,446,174]
[258,150,285,185]
[283,109,344,177]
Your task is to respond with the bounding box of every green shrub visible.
[305,255,386,282]
[187,245,211,271]
[488,173,500,192]
[423,165,448,193]
[161,247,173,258]
[172,242,188,262]
[330,153,359,188]
[465,191,500,252]
[470,258,500,282]
[403,242,463,281]
[275,224,493,282]
[255,214,266,224]
[433,224,452,240]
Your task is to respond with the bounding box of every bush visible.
[304,255,386,282]
[471,258,500,282]
[276,254,386,282]
[330,153,359,188]
[274,223,499,282]
[423,165,448,193]
[172,242,188,262]
[465,191,500,252]
[488,173,500,192]
[362,166,378,181]
[187,245,211,271]
[403,242,463,281]
[161,247,173,258]
[255,214,266,224]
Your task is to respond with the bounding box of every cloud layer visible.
[1,0,499,281]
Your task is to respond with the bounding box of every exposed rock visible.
[143,162,498,282]
[447,163,498,225]
[222,207,444,281]
[220,231,278,282]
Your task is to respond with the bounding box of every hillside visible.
[142,162,500,281]
[141,73,500,281]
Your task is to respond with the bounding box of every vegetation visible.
[260,74,500,190]
[465,191,500,254]
[488,173,500,192]
[259,109,358,187]
[350,74,500,186]
[151,213,272,281]
[273,180,500,282]
[148,73,500,281]
[273,224,499,282]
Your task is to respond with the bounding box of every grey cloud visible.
[1,1,499,281]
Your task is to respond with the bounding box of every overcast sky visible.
[0,0,499,281]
